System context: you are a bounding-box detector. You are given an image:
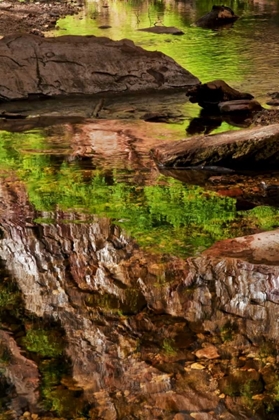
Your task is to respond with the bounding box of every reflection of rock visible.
[186,111,251,135]
[2,178,279,418]
[138,26,184,35]
[151,123,279,171]
[0,330,40,415]
[196,5,239,28]
[260,180,279,206]
[0,34,199,101]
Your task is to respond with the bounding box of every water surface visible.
[1,1,279,419]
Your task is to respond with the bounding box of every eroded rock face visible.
[0,34,199,101]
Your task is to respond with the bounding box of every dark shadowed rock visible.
[186,80,254,110]
[138,26,184,35]
[151,123,279,170]
[0,33,199,101]
[196,5,239,28]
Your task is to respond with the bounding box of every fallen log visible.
[151,123,279,170]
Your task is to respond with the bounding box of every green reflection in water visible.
[0,131,232,256]
[40,360,86,417]
[0,131,279,256]
[1,129,279,257]
[0,262,80,418]
[53,0,253,85]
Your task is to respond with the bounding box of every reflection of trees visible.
[0,128,240,257]
[1,128,279,258]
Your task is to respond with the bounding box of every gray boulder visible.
[0,33,199,101]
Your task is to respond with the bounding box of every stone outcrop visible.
[151,123,279,170]
[0,33,199,101]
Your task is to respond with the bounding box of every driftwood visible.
[151,124,279,170]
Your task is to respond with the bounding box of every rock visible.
[151,123,279,170]
[138,26,184,35]
[266,99,279,106]
[186,80,254,110]
[190,362,206,370]
[195,345,220,360]
[218,99,262,114]
[196,5,239,29]
[0,33,199,101]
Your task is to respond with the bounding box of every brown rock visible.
[0,33,199,101]
[195,345,220,360]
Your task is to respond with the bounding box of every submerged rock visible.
[0,34,199,101]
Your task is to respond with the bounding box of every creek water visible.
[1,1,279,419]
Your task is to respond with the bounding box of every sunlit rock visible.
[195,345,220,360]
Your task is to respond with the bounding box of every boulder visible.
[196,5,239,28]
[151,123,279,170]
[186,80,254,110]
[0,34,199,101]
